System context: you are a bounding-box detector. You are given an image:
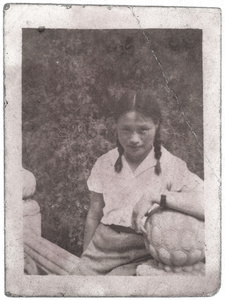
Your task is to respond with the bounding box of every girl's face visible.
[117,111,157,164]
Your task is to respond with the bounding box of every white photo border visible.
[4,4,221,297]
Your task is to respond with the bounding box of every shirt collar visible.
[122,148,157,177]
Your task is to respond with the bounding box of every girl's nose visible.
[130,132,140,144]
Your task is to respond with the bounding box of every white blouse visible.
[87,146,203,227]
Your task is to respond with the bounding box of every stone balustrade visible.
[23,168,79,275]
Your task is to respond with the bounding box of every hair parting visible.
[132,93,136,108]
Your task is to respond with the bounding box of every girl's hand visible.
[131,193,156,233]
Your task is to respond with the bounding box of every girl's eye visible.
[139,128,150,133]
[122,128,131,132]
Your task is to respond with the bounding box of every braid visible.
[114,139,124,173]
[153,123,162,175]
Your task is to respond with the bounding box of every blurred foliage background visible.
[22,29,203,257]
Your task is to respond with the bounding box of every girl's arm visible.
[154,190,204,220]
[132,190,204,233]
[83,192,104,252]
[132,158,204,232]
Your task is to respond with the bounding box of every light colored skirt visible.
[73,223,152,276]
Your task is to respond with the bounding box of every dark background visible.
[22,29,203,257]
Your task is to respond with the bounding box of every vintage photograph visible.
[22,27,204,274]
[4,4,221,297]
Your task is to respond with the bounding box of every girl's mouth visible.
[128,145,142,150]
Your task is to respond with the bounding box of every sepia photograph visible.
[4,3,221,297]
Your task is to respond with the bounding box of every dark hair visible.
[114,89,162,175]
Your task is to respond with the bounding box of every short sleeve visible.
[170,159,203,193]
[87,158,104,193]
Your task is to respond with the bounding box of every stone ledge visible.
[136,259,205,276]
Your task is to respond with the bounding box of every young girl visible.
[73,89,204,276]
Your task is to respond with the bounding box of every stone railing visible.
[23,168,79,275]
